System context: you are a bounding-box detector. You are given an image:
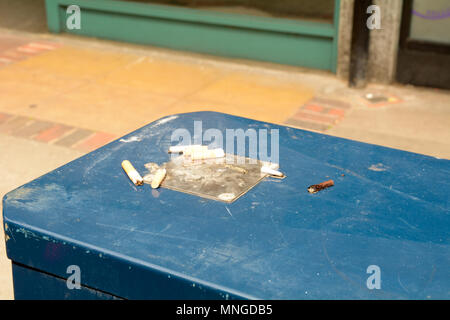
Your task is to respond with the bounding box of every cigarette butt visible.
[151,168,167,189]
[168,145,184,153]
[168,145,205,154]
[184,145,208,157]
[191,148,225,160]
[208,148,225,158]
[261,162,279,170]
[307,179,334,193]
[261,166,284,177]
[121,160,144,186]
[225,164,247,174]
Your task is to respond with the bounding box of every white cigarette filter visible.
[169,144,208,155]
[168,145,205,154]
[151,168,167,189]
[261,165,284,177]
[184,145,208,157]
[190,148,225,161]
[122,160,144,186]
[261,162,279,170]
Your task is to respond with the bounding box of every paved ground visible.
[0,27,449,299]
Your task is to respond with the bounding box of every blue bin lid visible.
[3,112,450,299]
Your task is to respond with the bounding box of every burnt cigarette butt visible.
[151,168,167,189]
[308,179,334,193]
[122,160,144,186]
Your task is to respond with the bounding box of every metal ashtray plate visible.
[143,154,267,203]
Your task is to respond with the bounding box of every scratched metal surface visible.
[145,154,267,203]
[3,112,450,299]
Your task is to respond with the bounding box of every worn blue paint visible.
[3,112,450,299]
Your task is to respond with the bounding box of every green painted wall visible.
[46,0,339,72]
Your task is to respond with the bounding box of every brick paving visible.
[284,97,351,132]
[0,37,60,67]
[0,112,116,152]
[34,123,72,143]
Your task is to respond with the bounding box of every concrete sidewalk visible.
[1,29,449,157]
[1,28,449,299]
